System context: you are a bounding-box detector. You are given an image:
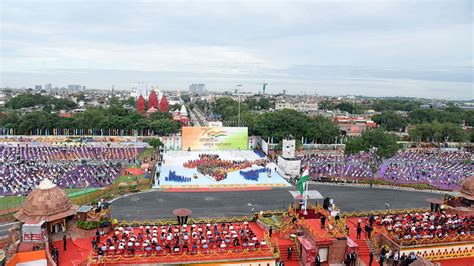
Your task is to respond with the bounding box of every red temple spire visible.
[137,95,146,113]
[148,90,159,109]
[159,95,169,112]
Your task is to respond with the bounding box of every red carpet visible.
[303,219,338,241]
[86,222,273,265]
[165,187,272,192]
[270,230,299,264]
[125,167,144,175]
[434,258,474,266]
[53,239,90,266]
[346,218,371,265]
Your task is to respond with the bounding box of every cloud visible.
[0,0,472,98]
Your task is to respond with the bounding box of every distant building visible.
[34,85,42,91]
[136,83,148,99]
[335,115,377,137]
[189,83,205,94]
[137,88,169,114]
[44,83,52,90]
[275,100,319,112]
[172,105,189,125]
[67,85,82,91]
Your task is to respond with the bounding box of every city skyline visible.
[1,0,472,99]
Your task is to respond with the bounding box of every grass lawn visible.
[0,188,100,211]
[115,174,146,184]
[0,196,25,211]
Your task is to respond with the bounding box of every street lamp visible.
[236,85,243,127]
[238,96,241,127]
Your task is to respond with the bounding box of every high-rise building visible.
[67,85,82,91]
[34,85,42,90]
[44,83,52,90]
[189,83,205,94]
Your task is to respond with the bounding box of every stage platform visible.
[153,150,291,189]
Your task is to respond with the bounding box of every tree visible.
[335,102,364,114]
[372,111,407,132]
[123,97,136,106]
[258,97,272,110]
[181,94,191,103]
[305,116,340,144]
[0,101,181,136]
[244,97,272,110]
[108,96,121,106]
[252,109,341,143]
[318,100,336,110]
[76,93,86,101]
[254,109,309,141]
[345,129,401,158]
[5,93,77,110]
[409,122,467,142]
[372,99,421,112]
[212,97,248,120]
[146,138,163,150]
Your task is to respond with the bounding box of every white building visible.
[275,100,319,112]
[44,83,52,90]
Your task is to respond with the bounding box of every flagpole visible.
[303,161,309,215]
[303,180,308,215]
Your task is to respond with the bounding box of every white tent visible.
[289,190,323,200]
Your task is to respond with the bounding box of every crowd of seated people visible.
[381,150,472,190]
[387,149,471,163]
[184,154,268,181]
[300,149,472,190]
[0,145,142,162]
[367,211,473,244]
[0,144,142,195]
[302,152,376,180]
[240,167,271,181]
[0,161,121,195]
[93,222,268,258]
[165,170,191,183]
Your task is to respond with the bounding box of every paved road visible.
[0,222,19,238]
[111,184,442,220]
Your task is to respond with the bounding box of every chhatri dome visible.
[14,179,78,223]
[459,175,474,200]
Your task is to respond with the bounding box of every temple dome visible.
[180,105,187,114]
[14,179,78,222]
[459,176,474,199]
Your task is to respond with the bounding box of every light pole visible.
[236,85,242,127]
[238,95,241,127]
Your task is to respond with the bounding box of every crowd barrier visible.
[309,181,446,194]
[88,247,275,265]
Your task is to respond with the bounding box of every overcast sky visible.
[1,0,472,99]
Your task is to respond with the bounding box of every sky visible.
[0,0,473,99]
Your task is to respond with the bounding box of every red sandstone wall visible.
[328,239,347,264]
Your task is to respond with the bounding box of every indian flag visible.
[298,167,309,195]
